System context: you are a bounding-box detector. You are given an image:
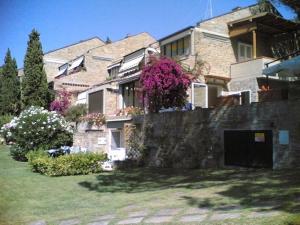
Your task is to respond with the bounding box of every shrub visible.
[65,104,87,123]
[1,106,73,161]
[0,115,13,130]
[26,150,50,173]
[284,215,300,225]
[10,146,27,161]
[0,118,16,144]
[27,151,107,176]
[116,106,143,117]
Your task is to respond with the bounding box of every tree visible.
[259,0,300,19]
[276,0,300,19]
[0,67,2,115]
[140,57,191,113]
[105,37,112,44]
[22,29,50,109]
[0,49,21,115]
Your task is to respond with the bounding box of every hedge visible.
[27,151,107,176]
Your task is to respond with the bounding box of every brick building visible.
[19,33,156,100]
[74,2,300,164]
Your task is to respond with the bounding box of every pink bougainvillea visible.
[140,57,192,113]
[50,89,71,115]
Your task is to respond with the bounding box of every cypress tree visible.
[0,66,3,115]
[0,49,21,115]
[22,29,50,109]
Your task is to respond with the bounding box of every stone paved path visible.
[28,205,283,225]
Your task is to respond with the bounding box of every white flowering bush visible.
[1,106,73,161]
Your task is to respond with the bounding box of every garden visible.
[0,145,300,225]
[0,29,299,225]
[0,30,108,178]
[0,104,107,176]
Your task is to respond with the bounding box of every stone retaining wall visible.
[133,99,300,169]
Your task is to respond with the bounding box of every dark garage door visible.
[224,130,273,168]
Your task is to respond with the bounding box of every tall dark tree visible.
[0,49,21,115]
[0,66,3,115]
[22,29,50,109]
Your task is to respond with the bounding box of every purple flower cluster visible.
[50,89,71,115]
[140,57,191,112]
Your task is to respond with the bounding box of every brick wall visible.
[44,38,104,81]
[194,30,236,78]
[198,8,252,35]
[73,122,108,154]
[44,33,156,93]
[104,88,119,116]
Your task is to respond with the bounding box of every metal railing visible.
[265,50,300,68]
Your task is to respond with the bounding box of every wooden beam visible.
[256,23,285,35]
[229,22,257,38]
[252,30,257,59]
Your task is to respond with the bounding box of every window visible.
[178,38,184,55]
[184,36,190,55]
[108,66,120,78]
[238,43,253,62]
[165,44,171,57]
[121,81,142,108]
[192,83,208,109]
[88,90,103,113]
[241,90,251,104]
[111,130,121,149]
[161,36,191,58]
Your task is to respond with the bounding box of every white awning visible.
[118,72,140,84]
[55,65,68,78]
[119,55,144,73]
[263,55,300,77]
[68,56,84,71]
[107,62,121,70]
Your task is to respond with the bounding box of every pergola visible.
[228,12,300,59]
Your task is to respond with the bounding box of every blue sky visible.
[0,0,295,68]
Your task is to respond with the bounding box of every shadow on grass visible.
[78,168,300,213]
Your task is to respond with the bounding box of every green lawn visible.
[0,144,300,225]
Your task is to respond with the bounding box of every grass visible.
[0,144,300,225]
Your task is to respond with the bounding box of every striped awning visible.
[68,56,84,71]
[55,64,68,78]
[119,55,144,73]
